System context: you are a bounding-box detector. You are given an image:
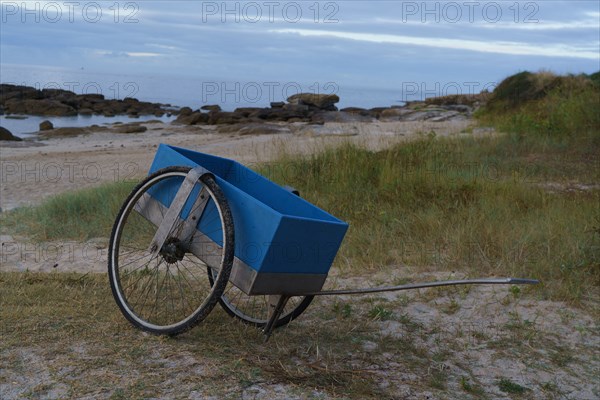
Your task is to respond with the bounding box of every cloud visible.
[272,28,600,60]
[146,44,181,51]
[371,18,600,31]
[94,50,163,58]
[476,19,600,31]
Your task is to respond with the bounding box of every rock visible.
[100,100,128,114]
[39,127,88,138]
[278,104,311,121]
[286,93,339,110]
[310,111,374,124]
[0,84,42,103]
[79,108,94,116]
[428,111,466,122]
[423,105,448,112]
[378,108,416,121]
[249,108,283,120]
[0,84,170,117]
[0,126,22,141]
[4,99,77,116]
[208,111,245,125]
[406,101,426,110]
[39,120,54,131]
[201,104,222,112]
[369,107,388,118]
[233,107,263,117]
[116,124,147,134]
[340,107,371,116]
[442,104,473,114]
[400,111,442,121]
[178,107,193,116]
[174,112,209,125]
[75,93,105,103]
[270,101,285,108]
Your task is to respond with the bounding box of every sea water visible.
[1,64,411,137]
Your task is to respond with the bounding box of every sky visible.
[0,0,599,104]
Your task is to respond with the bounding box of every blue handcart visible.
[108,144,537,339]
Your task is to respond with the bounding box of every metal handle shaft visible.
[306,277,539,296]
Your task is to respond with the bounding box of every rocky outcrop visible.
[174,112,209,125]
[173,92,475,129]
[39,120,54,131]
[0,127,22,141]
[200,104,222,112]
[116,124,148,134]
[4,99,77,116]
[287,93,339,111]
[0,84,170,117]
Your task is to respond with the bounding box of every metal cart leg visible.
[263,295,289,342]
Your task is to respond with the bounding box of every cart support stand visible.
[263,295,290,341]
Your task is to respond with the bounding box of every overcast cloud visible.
[1,1,598,100]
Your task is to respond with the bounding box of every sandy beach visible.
[0,119,474,212]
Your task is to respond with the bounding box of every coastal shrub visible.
[479,70,600,141]
[589,71,600,86]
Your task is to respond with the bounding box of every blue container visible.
[147,144,349,295]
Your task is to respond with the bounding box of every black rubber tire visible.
[108,166,234,336]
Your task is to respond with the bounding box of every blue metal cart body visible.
[147,144,349,295]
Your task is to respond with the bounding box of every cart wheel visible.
[207,268,314,328]
[108,166,234,336]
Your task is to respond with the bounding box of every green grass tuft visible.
[498,377,529,394]
[1,180,136,241]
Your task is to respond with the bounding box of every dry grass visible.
[2,270,598,399]
[261,136,599,305]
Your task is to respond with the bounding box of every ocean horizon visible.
[1,63,483,137]
[1,64,416,109]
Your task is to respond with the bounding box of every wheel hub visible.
[159,238,186,264]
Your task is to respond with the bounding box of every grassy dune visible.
[2,71,598,306]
